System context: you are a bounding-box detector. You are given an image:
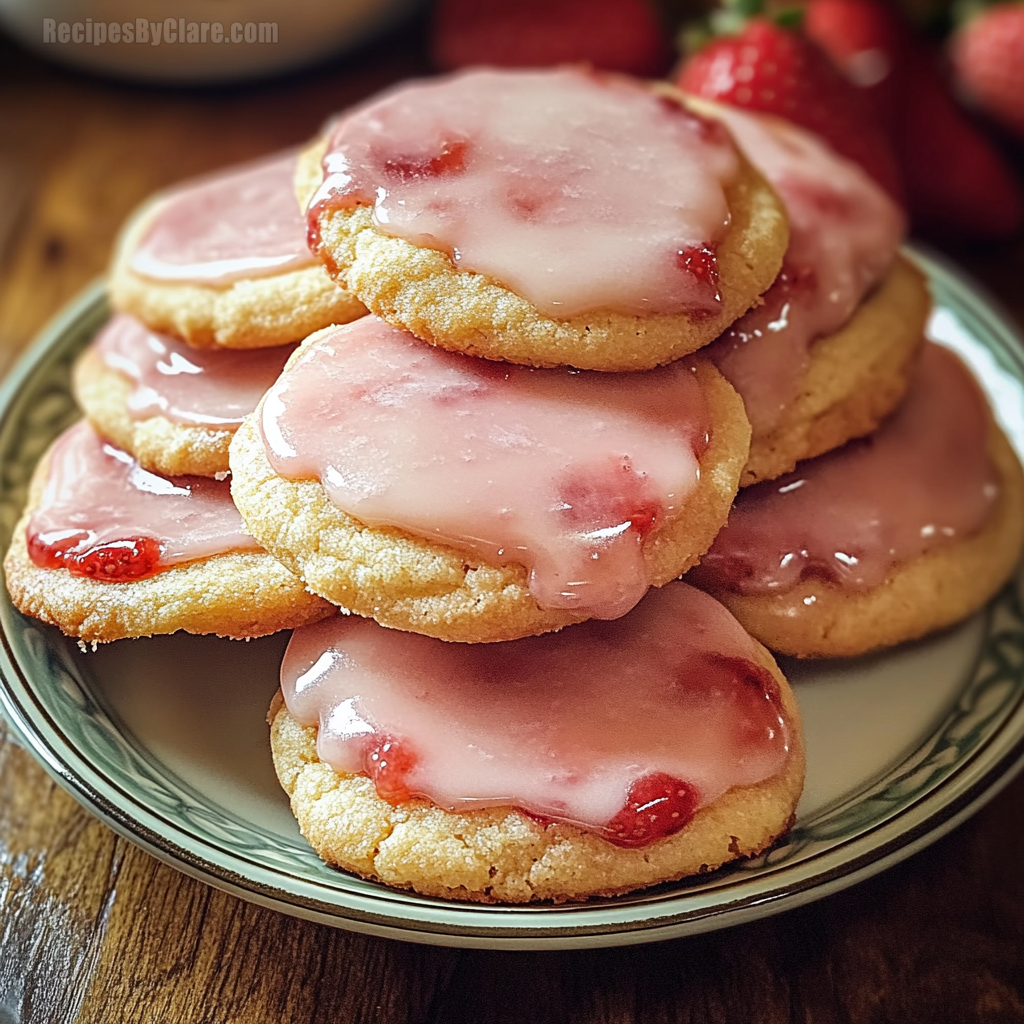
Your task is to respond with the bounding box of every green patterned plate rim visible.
[2,249,1024,949]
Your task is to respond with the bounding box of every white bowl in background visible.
[0,0,420,83]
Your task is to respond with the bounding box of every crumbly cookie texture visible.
[108,195,366,350]
[229,359,751,643]
[297,100,789,371]
[3,447,334,643]
[73,347,232,478]
[742,254,929,487]
[703,420,1024,658]
[268,643,805,904]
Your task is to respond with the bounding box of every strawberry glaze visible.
[703,107,905,434]
[27,422,259,581]
[129,151,317,285]
[692,344,998,595]
[259,317,711,620]
[281,582,792,846]
[94,314,295,428]
[309,68,739,317]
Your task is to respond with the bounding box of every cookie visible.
[690,343,1024,658]
[109,150,365,349]
[73,313,296,478]
[300,69,788,370]
[269,582,805,903]
[677,100,917,485]
[3,422,332,643]
[230,318,751,643]
[736,254,928,486]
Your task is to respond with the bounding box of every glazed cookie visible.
[300,68,788,371]
[736,255,928,486]
[269,582,805,903]
[680,101,917,485]
[73,313,296,477]
[230,317,751,643]
[4,421,332,643]
[689,343,1024,658]
[110,150,365,349]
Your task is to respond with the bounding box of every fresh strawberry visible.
[806,0,1023,237]
[676,17,904,200]
[952,3,1024,140]
[430,0,673,77]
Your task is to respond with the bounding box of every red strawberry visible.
[806,0,1023,237]
[602,772,699,847]
[430,0,672,77]
[676,18,903,200]
[952,3,1024,140]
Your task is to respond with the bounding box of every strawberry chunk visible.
[66,537,163,581]
[430,0,672,77]
[26,529,89,571]
[557,457,663,542]
[364,735,418,805]
[382,140,469,184]
[603,772,699,847]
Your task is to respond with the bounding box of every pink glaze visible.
[260,317,711,620]
[27,421,259,580]
[129,151,317,285]
[94,313,295,428]
[310,69,740,317]
[281,582,792,844]
[704,108,905,434]
[693,344,999,595]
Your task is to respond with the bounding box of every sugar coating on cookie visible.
[270,582,804,903]
[230,320,751,642]
[304,69,788,369]
[3,421,332,641]
[739,254,929,486]
[690,343,1024,657]
[110,150,365,349]
[74,313,296,477]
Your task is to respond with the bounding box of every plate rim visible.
[3,255,1024,949]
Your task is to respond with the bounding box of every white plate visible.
[3,250,1024,949]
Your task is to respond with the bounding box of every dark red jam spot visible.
[66,537,163,581]
[382,140,469,184]
[557,458,662,541]
[713,655,781,704]
[676,245,719,292]
[26,529,89,570]
[602,772,699,848]
[364,734,418,805]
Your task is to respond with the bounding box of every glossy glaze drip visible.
[130,151,317,285]
[94,313,295,427]
[693,344,998,595]
[281,582,792,845]
[27,421,259,580]
[310,69,739,317]
[260,317,711,620]
[704,108,905,434]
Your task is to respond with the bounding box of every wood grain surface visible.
[2,24,1024,1024]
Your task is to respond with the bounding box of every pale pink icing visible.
[260,317,711,620]
[94,313,295,428]
[311,68,740,317]
[703,108,906,434]
[27,421,259,574]
[692,344,999,595]
[281,582,792,837]
[129,151,317,285]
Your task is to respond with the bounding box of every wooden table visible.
[3,25,1024,1023]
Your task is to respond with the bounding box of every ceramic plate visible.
[3,251,1024,950]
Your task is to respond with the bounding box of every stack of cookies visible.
[5,66,1022,905]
